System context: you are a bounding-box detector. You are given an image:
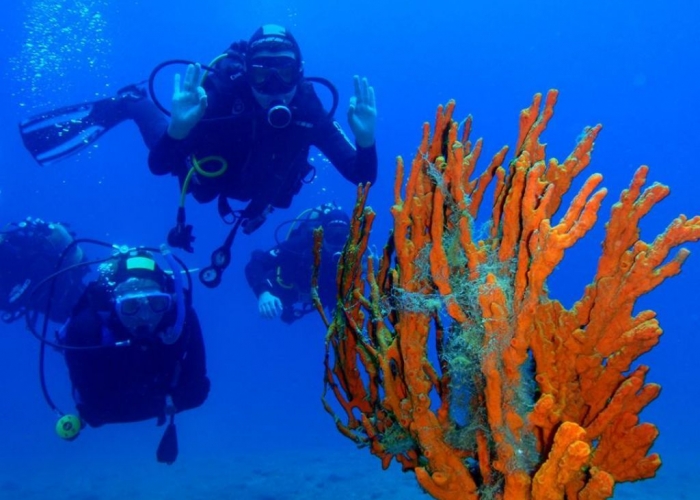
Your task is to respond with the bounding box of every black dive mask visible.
[248,57,300,94]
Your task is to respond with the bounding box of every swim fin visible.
[18,84,147,167]
[156,415,178,465]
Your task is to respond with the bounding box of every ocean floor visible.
[0,444,696,499]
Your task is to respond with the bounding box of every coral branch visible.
[319,91,700,499]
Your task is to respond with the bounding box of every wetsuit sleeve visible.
[128,98,168,151]
[171,308,210,412]
[313,120,378,185]
[148,132,191,177]
[244,248,281,298]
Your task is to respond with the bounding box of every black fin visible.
[19,84,147,166]
[156,418,178,465]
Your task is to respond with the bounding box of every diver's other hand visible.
[167,63,208,140]
[347,75,376,148]
[258,291,283,319]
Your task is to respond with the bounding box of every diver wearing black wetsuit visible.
[148,25,377,225]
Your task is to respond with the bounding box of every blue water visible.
[1,0,699,498]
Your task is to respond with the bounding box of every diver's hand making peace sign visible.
[167,63,209,140]
[347,75,377,148]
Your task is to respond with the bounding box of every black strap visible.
[216,194,270,231]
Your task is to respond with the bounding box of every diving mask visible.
[116,291,172,316]
[323,221,350,249]
[247,56,300,94]
[114,278,172,338]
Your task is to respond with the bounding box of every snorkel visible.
[160,245,185,345]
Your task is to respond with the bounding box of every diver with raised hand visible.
[149,24,376,288]
[19,24,377,287]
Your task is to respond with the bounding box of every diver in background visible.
[245,203,350,323]
[0,217,87,325]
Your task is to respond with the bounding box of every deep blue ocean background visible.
[1,1,699,498]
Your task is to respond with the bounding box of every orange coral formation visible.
[318,90,700,499]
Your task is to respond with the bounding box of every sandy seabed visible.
[0,445,695,500]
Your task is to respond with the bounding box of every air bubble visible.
[10,0,112,109]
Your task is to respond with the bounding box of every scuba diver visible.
[19,24,377,289]
[0,217,87,325]
[244,203,350,323]
[151,24,377,288]
[33,244,209,464]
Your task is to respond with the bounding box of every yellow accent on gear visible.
[126,256,156,271]
[179,155,228,208]
[177,52,232,209]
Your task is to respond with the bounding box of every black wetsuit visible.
[244,229,339,323]
[62,284,210,427]
[148,76,377,217]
